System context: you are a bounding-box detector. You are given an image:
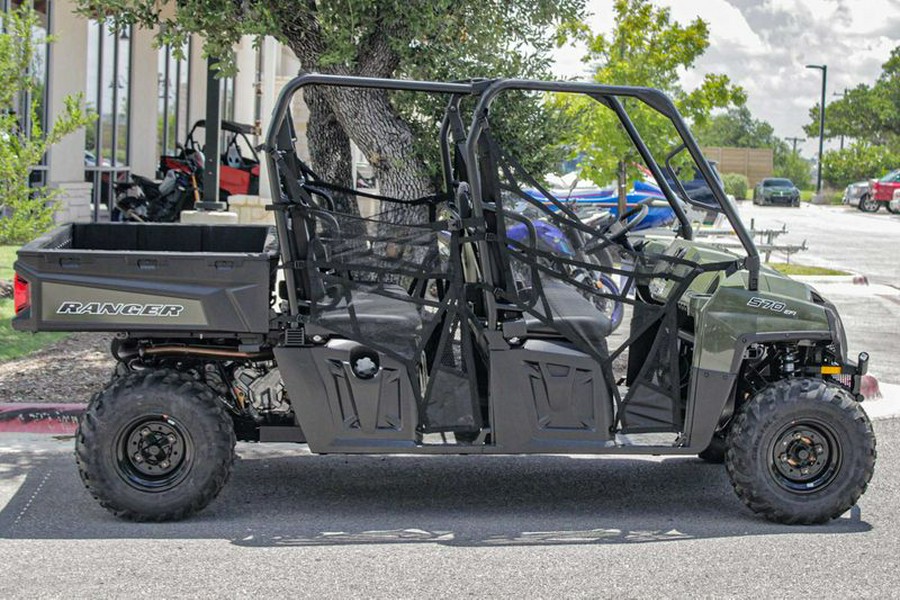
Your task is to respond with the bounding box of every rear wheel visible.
[887,199,900,214]
[725,378,875,524]
[76,368,235,521]
[859,194,879,212]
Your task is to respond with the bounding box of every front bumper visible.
[763,194,798,205]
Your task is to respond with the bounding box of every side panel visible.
[275,341,419,453]
[693,284,830,373]
[490,340,615,452]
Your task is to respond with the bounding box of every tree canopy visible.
[694,106,811,189]
[802,46,899,188]
[554,0,745,186]
[77,0,585,215]
[0,5,94,243]
[804,46,900,149]
[693,106,776,148]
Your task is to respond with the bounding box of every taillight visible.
[13,274,30,314]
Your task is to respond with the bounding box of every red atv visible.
[159,120,261,200]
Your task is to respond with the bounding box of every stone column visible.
[256,36,278,199]
[187,36,207,128]
[128,25,159,178]
[46,0,92,222]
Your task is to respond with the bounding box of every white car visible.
[842,181,870,208]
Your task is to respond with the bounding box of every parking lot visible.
[0,417,898,598]
[735,202,900,385]
[1,200,899,597]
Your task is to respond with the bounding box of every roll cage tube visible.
[464,78,761,292]
[264,73,483,315]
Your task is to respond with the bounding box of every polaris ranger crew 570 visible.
[12,75,875,524]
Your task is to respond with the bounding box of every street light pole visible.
[806,64,827,197]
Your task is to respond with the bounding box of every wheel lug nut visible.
[140,428,151,437]
[133,453,143,462]
[167,435,176,443]
[160,460,170,469]
[801,467,809,475]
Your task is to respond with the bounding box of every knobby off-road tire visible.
[76,368,236,521]
[726,378,875,525]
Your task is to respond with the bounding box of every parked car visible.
[863,169,900,213]
[752,178,800,206]
[842,180,870,209]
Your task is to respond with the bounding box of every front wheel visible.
[725,378,875,524]
[76,368,236,521]
[887,199,900,214]
[859,194,880,212]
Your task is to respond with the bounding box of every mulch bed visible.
[0,333,114,403]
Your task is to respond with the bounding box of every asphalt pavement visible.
[736,201,900,286]
[1,200,898,598]
[1,416,898,598]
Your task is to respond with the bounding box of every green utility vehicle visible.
[12,75,875,524]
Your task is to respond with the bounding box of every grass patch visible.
[769,262,849,276]
[0,298,67,362]
[0,246,18,282]
[799,190,843,205]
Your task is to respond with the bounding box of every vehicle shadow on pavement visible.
[0,445,872,547]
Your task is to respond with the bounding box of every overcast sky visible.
[553,0,900,157]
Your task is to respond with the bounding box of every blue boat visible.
[524,180,678,231]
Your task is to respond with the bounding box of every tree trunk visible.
[323,86,433,226]
[304,85,356,216]
[277,14,433,225]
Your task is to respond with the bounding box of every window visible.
[84,20,132,219]
[3,0,52,188]
[157,39,191,157]
[878,170,900,183]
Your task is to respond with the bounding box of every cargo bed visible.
[12,223,277,335]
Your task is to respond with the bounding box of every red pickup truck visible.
[862,169,900,213]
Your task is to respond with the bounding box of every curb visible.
[0,403,83,435]
[791,275,869,286]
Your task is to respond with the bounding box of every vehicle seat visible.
[314,284,423,355]
[523,280,612,349]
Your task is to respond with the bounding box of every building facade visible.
[12,0,315,223]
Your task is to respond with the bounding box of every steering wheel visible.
[583,197,652,254]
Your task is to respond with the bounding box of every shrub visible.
[821,143,899,189]
[0,6,94,244]
[721,172,749,199]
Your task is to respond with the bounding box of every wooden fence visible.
[702,146,773,186]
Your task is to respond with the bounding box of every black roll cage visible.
[264,73,761,317]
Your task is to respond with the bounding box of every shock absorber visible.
[780,345,799,377]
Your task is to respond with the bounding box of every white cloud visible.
[552,0,900,157]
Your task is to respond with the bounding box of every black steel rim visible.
[115,416,194,492]
[769,419,842,494]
